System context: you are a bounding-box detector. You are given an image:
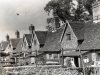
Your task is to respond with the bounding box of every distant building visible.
[0,41,8,52]
[21,25,47,65]
[5,30,21,53]
[0,41,9,66]
[0,35,9,66]
[3,30,22,66]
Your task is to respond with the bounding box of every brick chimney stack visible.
[53,10,60,29]
[6,34,10,41]
[54,16,60,29]
[15,30,20,38]
[29,24,35,34]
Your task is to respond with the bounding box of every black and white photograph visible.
[0,0,100,75]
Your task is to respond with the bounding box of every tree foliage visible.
[44,0,95,22]
[44,0,72,22]
[83,0,96,15]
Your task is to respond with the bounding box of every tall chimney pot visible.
[6,34,10,41]
[15,30,20,38]
[29,24,35,34]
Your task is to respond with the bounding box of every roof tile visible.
[24,34,32,45]
[40,21,85,52]
[35,31,47,44]
[69,21,85,40]
[10,38,20,49]
[39,26,65,52]
[80,22,100,50]
[14,38,23,53]
[1,41,8,50]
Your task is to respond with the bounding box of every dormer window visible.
[67,33,71,40]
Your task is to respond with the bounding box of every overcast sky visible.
[0,0,50,41]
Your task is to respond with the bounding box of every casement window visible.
[53,54,58,59]
[47,54,53,59]
[67,33,71,40]
[83,56,89,63]
[49,53,52,59]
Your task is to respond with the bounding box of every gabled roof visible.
[39,25,65,52]
[1,41,8,50]
[80,21,100,50]
[14,38,23,53]
[24,34,32,45]
[39,21,85,52]
[10,38,20,49]
[35,31,47,44]
[24,31,47,45]
[69,21,85,40]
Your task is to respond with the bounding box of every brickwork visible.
[0,65,84,75]
[2,66,100,75]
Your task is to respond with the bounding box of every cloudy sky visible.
[0,0,50,41]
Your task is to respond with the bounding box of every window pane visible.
[49,54,52,59]
[53,54,58,59]
[67,34,71,40]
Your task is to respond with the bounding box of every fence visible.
[0,65,100,75]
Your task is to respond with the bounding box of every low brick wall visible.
[2,65,100,75]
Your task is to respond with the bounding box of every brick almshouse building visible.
[1,0,100,68]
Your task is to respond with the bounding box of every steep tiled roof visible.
[39,25,65,52]
[80,21,100,50]
[1,41,8,50]
[10,38,20,49]
[69,21,85,40]
[40,21,85,52]
[14,38,23,53]
[24,31,47,45]
[24,34,32,45]
[35,31,47,44]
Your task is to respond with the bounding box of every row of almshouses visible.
[1,21,100,67]
[39,21,100,67]
[0,25,47,66]
[38,21,85,67]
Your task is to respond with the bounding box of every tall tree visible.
[44,0,73,21]
[44,0,95,31]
